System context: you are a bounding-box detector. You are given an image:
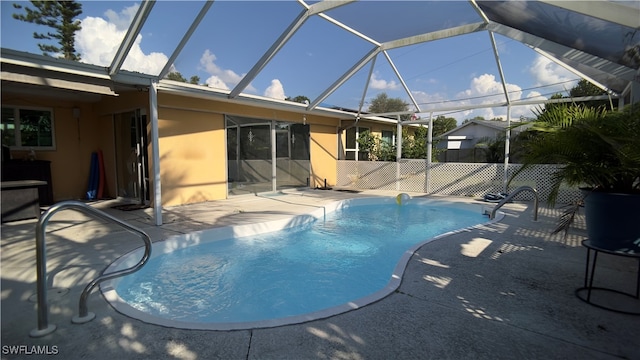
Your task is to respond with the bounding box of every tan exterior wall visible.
[2,91,149,202]
[156,106,226,206]
[366,121,398,137]
[158,93,342,203]
[309,123,338,188]
[2,94,108,201]
[2,88,344,207]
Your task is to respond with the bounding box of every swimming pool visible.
[101,196,493,330]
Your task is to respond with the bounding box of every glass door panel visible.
[276,122,309,191]
[226,115,272,195]
[114,110,148,203]
[226,116,310,196]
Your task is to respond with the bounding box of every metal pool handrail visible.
[489,186,539,221]
[30,200,152,338]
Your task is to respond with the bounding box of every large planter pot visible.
[582,189,640,251]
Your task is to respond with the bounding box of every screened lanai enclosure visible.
[3,0,637,113]
[1,0,638,223]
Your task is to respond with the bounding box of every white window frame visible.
[381,130,395,144]
[1,105,56,150]
[345,126,369,161]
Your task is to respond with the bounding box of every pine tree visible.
[13,1,83,61]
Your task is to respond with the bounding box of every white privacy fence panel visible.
[337,160,581,204]
[399,160,429,193]
[336,161,398,190]
[429,162,504,197]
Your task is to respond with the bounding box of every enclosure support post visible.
[426,112,433,194]
[503,104,512,193]
[488,31,513,193]
[396,116,402,191]
[271,121,277,193]
[149,80,162,226]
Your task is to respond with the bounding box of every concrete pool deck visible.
[1,189,639,359]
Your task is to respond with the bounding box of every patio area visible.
[1,189,638,359]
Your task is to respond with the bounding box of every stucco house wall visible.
[2,88,344,207]
[1,93,127,202]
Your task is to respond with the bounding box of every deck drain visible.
[28,287,70,302]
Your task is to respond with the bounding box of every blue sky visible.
[1,1,583,122]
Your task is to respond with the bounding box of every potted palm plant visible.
[510,103,640,251]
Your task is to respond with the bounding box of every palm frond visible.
[511,103,640,201]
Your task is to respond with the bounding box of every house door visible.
[114,109,149,204]
[275,122,310,190]
[226,116,310,196]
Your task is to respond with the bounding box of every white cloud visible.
[263,79,286,100]
[522,90,547,106]
[76,5,167,74]
[200,50,240,85]
[509,91,548,120]
[74,4,284,97]
[103,4,138,31]
[467,107,498,121]
[456,67,579,121]
[122,47,168,75]
[411,90,446,109]
[447,74,515,120]
[76,16,123,66]
[458,73,522,103]
[528,55,577,95]
[204,76,229,90]
[369,72,399,90]
[199,49,257,92]
[444,74,531,121]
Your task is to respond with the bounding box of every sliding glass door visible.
[114,109,149,204]
[226,116,309,196]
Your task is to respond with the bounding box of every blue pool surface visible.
[103,197,489,330]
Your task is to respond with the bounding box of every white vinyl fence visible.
[336,160,581,204]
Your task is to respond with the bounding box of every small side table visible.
[575,240,640,315]
[1,180,47,222]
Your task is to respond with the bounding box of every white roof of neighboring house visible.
[437,119,531,139]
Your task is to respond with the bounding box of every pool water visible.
[108,198,487,328]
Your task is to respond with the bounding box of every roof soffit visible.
[1,49,155,95]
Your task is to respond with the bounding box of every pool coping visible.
[100,196,505,331]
